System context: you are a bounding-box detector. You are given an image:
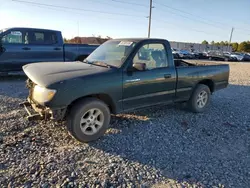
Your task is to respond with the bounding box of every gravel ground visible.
[0,62,250,187]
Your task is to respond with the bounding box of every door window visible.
[24,31,58,45]
[1,30,23,44]
[133,43,168,69]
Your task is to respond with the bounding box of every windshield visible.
[85,40,137,68]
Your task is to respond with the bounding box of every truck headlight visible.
[33,85,57,104]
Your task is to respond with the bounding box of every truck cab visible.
[0,27,99,73]
[0,27,64,72]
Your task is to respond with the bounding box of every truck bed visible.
[64,44,99,61]
[174,59,229,101]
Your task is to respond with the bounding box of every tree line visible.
[64,35,112,45]
[201,40,250,53]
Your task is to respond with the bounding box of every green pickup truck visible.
[21,38,229,142]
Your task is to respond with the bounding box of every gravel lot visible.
[0,61,250,187]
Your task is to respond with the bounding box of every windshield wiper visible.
[92,61,111,68]
[83,60,116,68]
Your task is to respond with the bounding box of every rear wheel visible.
[188,84,211,113]
[66,98,110,142]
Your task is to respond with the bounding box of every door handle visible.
[164,74,172,79]
[54,47,61,51]
[22,47,31,50]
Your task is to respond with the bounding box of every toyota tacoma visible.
[21,38,230,142]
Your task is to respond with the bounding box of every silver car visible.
[230,52,245,61]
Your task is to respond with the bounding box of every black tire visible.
[188,84,211,113]
[66,98,110,142]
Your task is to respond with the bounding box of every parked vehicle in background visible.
[190,51,199,59]
[190,51,208,59]
[171,48,180,59]
[223,52,238,61]
[230,52,245,61]
[207,51,237,61]
[171,48,194,59]
[178,49,193,59]
[199,52,209,59]
[0,27,99,73]
[172,49,208,60]
[21,38,229,142]
[243,53,250,61]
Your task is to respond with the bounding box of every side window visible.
[24,31,58,45]
[34,32,44,43]
[133,43,168,70]
[43,32,58,44]
[1,31,23,44]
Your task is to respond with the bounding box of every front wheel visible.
[66,98,110,142]
[188,84,211,113]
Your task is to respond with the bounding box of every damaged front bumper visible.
[20,98,67,121]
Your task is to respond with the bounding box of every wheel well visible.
[75,55,89,61]
[198,79,214,93]
[67,94,116,116]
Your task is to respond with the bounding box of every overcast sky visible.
[1,0,250,43]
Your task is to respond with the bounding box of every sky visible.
[0,0,250,43]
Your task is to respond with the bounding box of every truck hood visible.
[23,61,108,87]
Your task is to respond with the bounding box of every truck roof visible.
[6,27,61,33]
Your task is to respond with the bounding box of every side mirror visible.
[132,62,146,71]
